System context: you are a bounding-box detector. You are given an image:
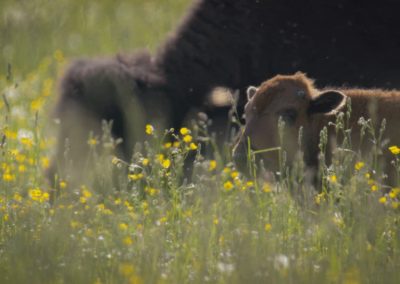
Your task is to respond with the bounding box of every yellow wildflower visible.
[163,142,172,149]
[231,171,239,179]
[41,157,50,169]
[145,124,154,135]
[173,141,180,148]
[70,220,80,229]
[31,98,44,111]
[262,183,272,193]
[87,138,98,146]
[223,167,231,174]
[15,153,26,163]
[119,263,135,277]
[189,142,198,150]
[4,130,17,140]
[391,187,400,197]
[180,127,190,135]
[183,135,193,143]
[157,154,164,163]
[264,223,272,232]
[128,173,144,181]
[20,137,33,148]
[354,161,365,171]
[142,158,149,166]
[389,145,400,155]
[13,193,22,202]
[97,204,105,211]
[158,216,168,224]
[209,160,217,171]
[115,198,122,205]
[141,201,148,210]
[223,181,234,192]
[119,223,128,231]
[3,173,15,182]
[125,201,134,212]
[183,210,192,218]
[28,188,49,203]
[28,188,42,201]
[145,187,159,196]
[371,184,378,192]
[246,181,254,188]
[162,159,171,169]
[59,181,67,189]
[392,202,400,209]
[329,175,337,183]
[41,192,50,202]
[123,236,133,246]
[82,188,92,198]
[18,164,26,173]
[315,192,326,205]
[213,218,219,225]
[379,196,387,204]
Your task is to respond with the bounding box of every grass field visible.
[1,1,400,283]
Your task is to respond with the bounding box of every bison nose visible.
[233,142,249,171]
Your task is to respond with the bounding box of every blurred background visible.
[0,0,191,74]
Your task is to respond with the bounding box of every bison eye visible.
[278,109,298,126]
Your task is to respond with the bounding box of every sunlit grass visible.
[1,58,400,283]
[1,1,400,283]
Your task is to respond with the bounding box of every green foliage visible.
[0,1,400,283]
[0,0,190,74]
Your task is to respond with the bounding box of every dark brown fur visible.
[51,0,400,184]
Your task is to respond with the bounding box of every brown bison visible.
[50,0,400,184]
[233,73,400,183]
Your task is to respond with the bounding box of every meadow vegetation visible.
[0,1,399,283]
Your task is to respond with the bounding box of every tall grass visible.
[0,1,399,283]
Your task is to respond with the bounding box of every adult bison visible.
[50,0,400,183]
[233,72,400,184]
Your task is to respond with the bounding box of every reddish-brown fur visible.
[233,73,400,183]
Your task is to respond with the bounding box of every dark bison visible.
[50,0,400,183]
[233,72,400,184]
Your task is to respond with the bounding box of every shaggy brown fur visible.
[233,73,400,185]
[51,0,400,183]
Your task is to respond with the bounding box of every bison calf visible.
[233,72,400,185]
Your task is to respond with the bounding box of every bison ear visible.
[246,86,258,101]
[308,90,347,114]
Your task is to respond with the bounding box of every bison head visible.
[233,72,347,173]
